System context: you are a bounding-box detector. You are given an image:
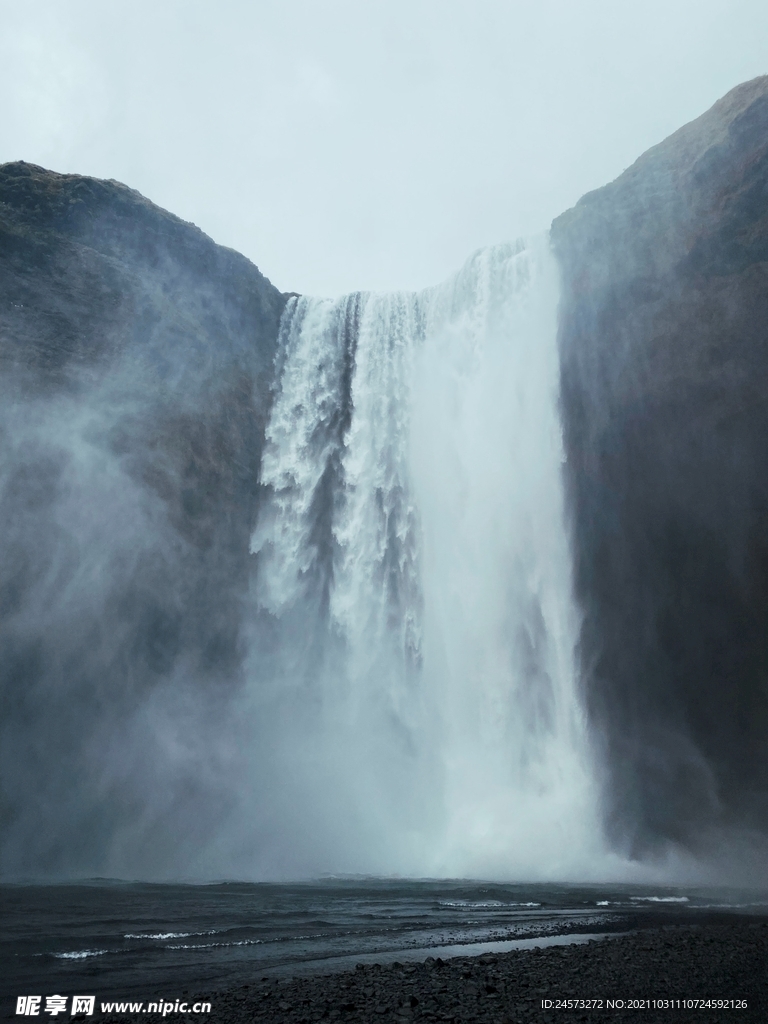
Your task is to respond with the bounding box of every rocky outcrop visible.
[552,77,768,854]
[0,162,286,874]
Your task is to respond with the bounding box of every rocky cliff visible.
[552,76,768,857]
[0,162,286,873]
[4,73,768,875]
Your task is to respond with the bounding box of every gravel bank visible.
[104,919,768,1024]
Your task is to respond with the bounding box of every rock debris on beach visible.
[102,922,768,1024]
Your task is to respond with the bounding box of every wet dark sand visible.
[104,915,768,1024]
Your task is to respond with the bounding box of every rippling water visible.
[3,879,767,1007]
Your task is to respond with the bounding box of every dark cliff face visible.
[552,77,768,858]
[0,162,286,875]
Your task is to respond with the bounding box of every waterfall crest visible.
[244,235,605,878]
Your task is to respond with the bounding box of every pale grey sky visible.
[1,0,766,296]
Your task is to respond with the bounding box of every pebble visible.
[102,921,768,1024]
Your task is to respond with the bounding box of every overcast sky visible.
[1,0,766,296]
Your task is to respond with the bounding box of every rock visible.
[0,161,286,875]
[552,76,768,855]
[105,923,767,1024]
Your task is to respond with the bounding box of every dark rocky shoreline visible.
[101,918,768,1024]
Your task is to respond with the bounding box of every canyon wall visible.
[552,76,768,857]
[0,162,285,872]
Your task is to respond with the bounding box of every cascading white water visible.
[245,235,605,879]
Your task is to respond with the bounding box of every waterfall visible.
[244,235,604,879]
